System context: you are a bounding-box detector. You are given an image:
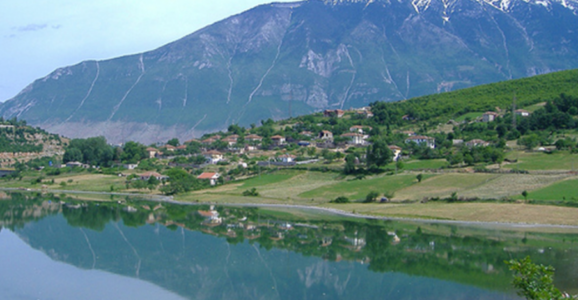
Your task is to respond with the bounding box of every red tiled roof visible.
[141,171,161,177]
[197,172,218,179]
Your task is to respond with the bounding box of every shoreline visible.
[3,187,578,231]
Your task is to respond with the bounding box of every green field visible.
[454,112,483,122]
[298,174,425,201]
[397,159,449,170]
[504,151,578,170]
[517,178,578,201]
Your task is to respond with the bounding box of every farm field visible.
[320,202,578,226]
[503,151,578,171]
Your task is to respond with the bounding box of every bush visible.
[331,196,350,203]
[242,188,259,197]
[364,191,379,203]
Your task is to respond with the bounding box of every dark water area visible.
[1,192,577,299]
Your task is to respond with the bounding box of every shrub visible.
[331,196,350,203]
[242,188,259,197]
[364,191,379,203]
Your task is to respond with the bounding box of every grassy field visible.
[298,173,428,201]
[454,112,483,122]
[504,151,578,170]
[394,173,498,200]
[320,202,578,226]
[515,178,578,201]
[388,159,449,170]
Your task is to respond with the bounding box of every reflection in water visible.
[1,192,577,299]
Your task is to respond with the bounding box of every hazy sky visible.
[0,0,294,102]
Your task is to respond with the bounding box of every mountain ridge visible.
[1,0,577,144]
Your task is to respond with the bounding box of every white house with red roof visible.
[197,172,220,186]
[341,132,365,145]
[388,145,402,161]
[140,171,168,181]
[271,135,286,146]
[203,150,224,164]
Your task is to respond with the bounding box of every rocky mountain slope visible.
[1,0,577,144]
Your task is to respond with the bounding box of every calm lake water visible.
[1,192,577,300]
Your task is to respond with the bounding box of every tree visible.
[63,147,83,163]
[364,191,379,203]
[166,138,180,147]
[522,190,528,201]
[416,174,423,183]
[331,196,350,203]
[506,256,569,300]
[121,141,147,164]
[366,139,392,168]
[344,154,357,175]
[307,147,316,157]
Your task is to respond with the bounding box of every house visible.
[465,139,490,147]
[341,132,365,145]
[184,138,199,144]
[278,154,296,163]
[299,131,313,137]
[323,109,344,118]
[201,137,218,145]
[400,130,415,136]
[482,111,499,122]
[356,110,374,118]
[388,145,402,161]
[203,150,224,164]
[318,130,333,140]
[271,135,286,146]
[163,144,176,152]
[123,163,138,170]
[452,139,464,145]
[515,109,530,117]
[245,145,259,151]
[405,135,435,149]
[140,171,168,181]
[221,136,238,147]
[245,134,263,144]
[197,172,220,186]
[176,145,187,151]
[146,147,159,159]
[350,125,372,134]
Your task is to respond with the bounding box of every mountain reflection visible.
[1,192,577,299]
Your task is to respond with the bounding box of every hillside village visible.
[1,70,578,206]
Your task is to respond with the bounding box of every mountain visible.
[1,0,578,144]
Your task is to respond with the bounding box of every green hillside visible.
[371,69,578,123]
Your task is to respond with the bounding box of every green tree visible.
[121,141,147,164]
[364,191,379,203]
[416,173,423,183]
[366,139,392,168]
[522,190,528,200]
[63,147,83,163]
[166,138,180,147]
[506,256,568,300]
[344,154,357,174]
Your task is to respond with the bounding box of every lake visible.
[1,192,577,299]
